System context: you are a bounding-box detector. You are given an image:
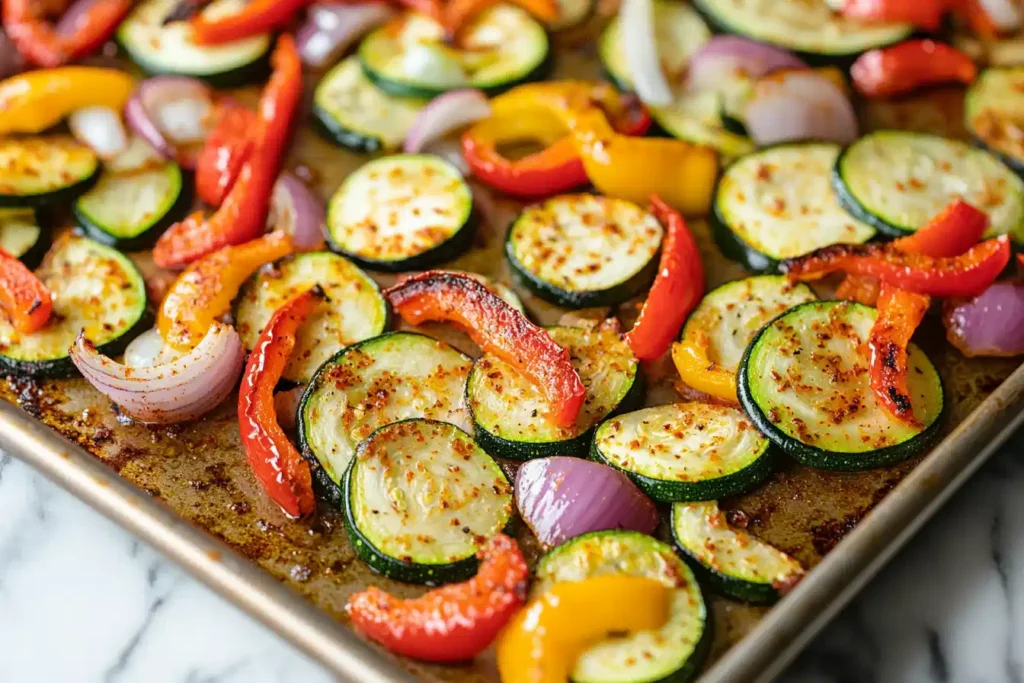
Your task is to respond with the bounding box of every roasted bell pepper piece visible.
[347,534,528,662]
[462,86,650,199]
[839,0,946,29]
[496,575,672,683]
[0,66,134,135]
[487,82,717,212]
[238,286,320,518]
[195,101,257,207]
[385,271,586,427]
[153,35,301,269]
[191,0,309,45]
[671,330,737,402]
[784,236,1010,298]
[624,195,704,361]
[444,0,558,38]
[2,0,132,68]
[869,284,931,424]
[158,232,294,351]
[851,40,977,98]
[0,249,51,334]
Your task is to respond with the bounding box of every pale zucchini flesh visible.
[0,137,98,207]
[0,209,43,263]
[965,67,1024,173]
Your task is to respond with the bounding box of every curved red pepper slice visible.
[2,0,132,68]
[785,236,1010,298]
[851,40,977,99]
[890,199,988,258]
[191,0,308,45]
[385,271,586,428]
[346,534,528,662]
[623,195,705,361]
[840,0,946,29]
[0,249,51,334]
[195,101,257,207]
[869,285,931,424]
[153,35,301,269]
[237,286,321,518]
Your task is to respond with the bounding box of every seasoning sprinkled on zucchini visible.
[965,67,1024,176]
[0,137,99,208]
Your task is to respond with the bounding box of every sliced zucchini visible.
[506,194,663,308]
[671,501,805,605]
[648,90,755,159]
[692,0,913,63]
[0,137,98,208]
[0,234,148,379]
[546,0,595,30]
[712,143,875,272]
[312,56,426,153]
[326,154,475,271]
[591,402,774,502]
[234,252,388,384]
[342,419,513,585]
[298,332,473,506]
[965,67,1024,175]
[834,131,1024,241]
[535,531,711,683]
[681,276,818,376]
[72,162,190,251]
[738,301,945,470]
[117,0,272,87]
[0,209,48,268]
[467,325,642,460]
[359,5,550,98]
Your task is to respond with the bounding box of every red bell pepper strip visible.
[623,195,704,361]
[191,0,309,45]
[153,35,301,269]
[2,0,132,68]
[346,534,528,662]
[0,249,51,334]
[839,0,946,29]
[851,40,977,99]
[238,286,321,518]
[195,101,257,207]
[891,199,989,258]
[785,236,1010,298]
[385,271,586,428]
[868,284,931,424]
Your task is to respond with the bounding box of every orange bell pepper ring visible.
[0,248,51,334]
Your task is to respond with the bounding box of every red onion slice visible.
[686,36,806,92]
[621,0,672,106]
[944,282,1024,357]
[404,89,490,154]
[745,70,858,146]
[54,0,106,36]
[124,76,214,169]
[68,106,129,159]
[296,3,395,68]
[269,172,326,250]
[70,323,246,424]
[516,456,660,549]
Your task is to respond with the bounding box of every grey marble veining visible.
[1,434,1022,682]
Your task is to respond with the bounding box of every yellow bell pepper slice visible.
[671,331,740,403]
[0,67,135,135]
[496,575,671,683]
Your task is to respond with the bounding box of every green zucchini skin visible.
[0,170,99,209]
[471,371,645,461]
[312,104,387,154]
[737,302,946,470]
[830,147,905,238]
[708,196,779,273]
[72,171,193,251]
[329,209,479,273]
[361,51,552,100]
[125,48,271,89]
[3,209,51,269]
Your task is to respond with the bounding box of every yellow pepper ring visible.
[671,332,739,403]
[0,67,135,135]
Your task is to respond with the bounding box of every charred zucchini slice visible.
[0,137,98,208]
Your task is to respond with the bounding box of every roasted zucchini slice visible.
[0,137,98,208]
[0,209,48,268]
[965,67,1024,176]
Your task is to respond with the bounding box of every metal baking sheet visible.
[2,38,1023,683]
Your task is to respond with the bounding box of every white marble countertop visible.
[1,431,1021,683]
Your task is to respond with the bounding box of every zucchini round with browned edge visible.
[313,56,426,153]
[342,419,513,585]
[681,276,817,377]
[591,402,775,502]
[965,67,1024,176]
[692,0,913,64]
[671,501,805,605]
[234,252,389,384]
[467,324,642,461]
[834,130,1024,240]
[506,194,664,308]
[712,143,875,272]
[738,301,945,470]
[72,161,191,251]
[0,209,48,268]
[326,154,476,271]
[358,5,550,98]
[535,530,711,683]
[117,0,272,87]
[0,137,99,208]
[0,234,148,379]
[298,332,473,506]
